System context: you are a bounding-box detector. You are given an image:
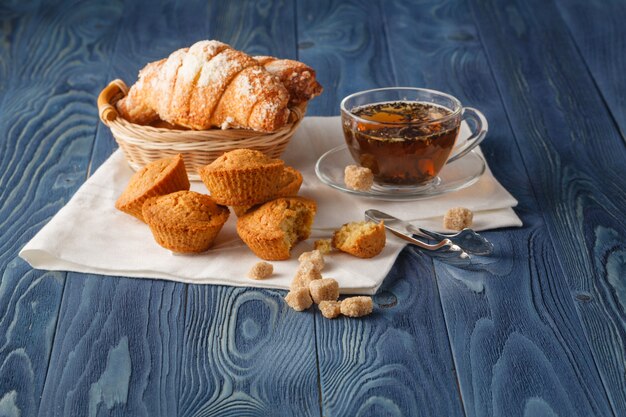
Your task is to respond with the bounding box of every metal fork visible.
[365,210,471,266]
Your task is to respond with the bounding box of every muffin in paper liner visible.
[197,149,284,206]
[115,153,190,222]
[232,165,303,216]
[142,191,230,253]
[236,196,317,260]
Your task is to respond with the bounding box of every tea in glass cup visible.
[341,88,487,187]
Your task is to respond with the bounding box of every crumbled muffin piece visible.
[332,221,386,258]
[344,165,374,191]
[340,296,373,317]
[284,287,313,311]
[290,261,322,289]
[319,300,342,319]
[314,239,332,255]
[247,261,273,280]
[298,250,324,271]
[443,207,473,230]
[309,278,339,304]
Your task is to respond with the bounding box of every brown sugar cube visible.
[284,287,313,311]
[319,300,342,319]
[290,261,322,290]
[344,165,374,191]
[309,278,339,304]
[443,207,473,230]
[247,261,273,280]
[314,239,333,255]
[298,249,325,271]
[340,296,373,318]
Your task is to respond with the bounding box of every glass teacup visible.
[341,87,488,188]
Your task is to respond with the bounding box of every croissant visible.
[254,56,323,106]
[117,40,291,132]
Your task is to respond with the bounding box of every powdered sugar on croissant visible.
[254,56,323,106]
[117,40,291,132]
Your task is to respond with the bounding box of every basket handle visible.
[97,79,129,124]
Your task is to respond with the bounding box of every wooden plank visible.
[37,1,201,416]
[383,0,620,415]
[315,249,466,416]
[298,1,466,415]
[0,2,121,416]
[0,265,63,417]
[38,276,185,417]
[555,0,626,143]
[295,0,396,116]
[179,287,321,417]
[172,2,322,416]
[468,0,626,413]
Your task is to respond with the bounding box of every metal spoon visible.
[364,210,472,266]
[365,209,494,256]
[409,226,494,255]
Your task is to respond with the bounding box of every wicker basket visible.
[97,79,305,181]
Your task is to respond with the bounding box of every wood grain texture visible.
[384,0,621,415]
[315,249,465,417]
[296,0,396,116]
[0,263,63,417]
[38,1,199,416]
[470,0,626,413]
[180,287,320,417]
[2,1,625,416]
[297,1,465,415]
[0,1,122,415]
[38,276,185,417]
[172,2,322,415]
[555,0,626,143]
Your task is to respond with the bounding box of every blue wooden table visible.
[1,0,625,415]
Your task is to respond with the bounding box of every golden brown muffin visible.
[197,149,284,206]
[115,154,190,222]
[332,221,386,258]
[142,191,230,253]
[232,165,303,216]
[276,166,304,197]
[236,197,317,260]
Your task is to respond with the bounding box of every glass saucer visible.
[315,146,486,201]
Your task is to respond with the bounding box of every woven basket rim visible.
[97,79,305,180]
[98,79,305,142]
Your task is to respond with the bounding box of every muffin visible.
[115,154,190,222]
[197,149,284,206]
[142,191,230,253]
[236,196,317,260]
[332,221,386,258]
[276,166,303,197]
[232,166,303,216]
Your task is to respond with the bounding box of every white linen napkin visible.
[20,116,521,294]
